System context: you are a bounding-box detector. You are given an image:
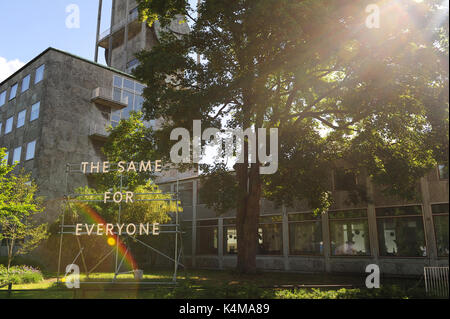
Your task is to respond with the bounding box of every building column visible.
[420,177,438,265]
[218,218,224,269]
[322,211,331,272]
[108,0,116,66]
[192,180,198,268]
[366,177,379,264]
[282,205,290,271]
[124,0,130,70]
[141,22,147,50]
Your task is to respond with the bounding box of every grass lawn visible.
[0,269,428,299]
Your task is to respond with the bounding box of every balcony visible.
[97,10,140,48]
[91,87,128,110]
[89,122,111,142]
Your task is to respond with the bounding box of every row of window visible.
[0,64,45,107]
[0,102,40,136]
[185,204,449,258]
[2,140,37,165]
[175,165,449,208]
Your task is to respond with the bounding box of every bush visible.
[0,265,44,285]
[274,285,428,299]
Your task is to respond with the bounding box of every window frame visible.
[288,211,323,256]
[0,90,6,106]
[196,219,219,256]
[431,202,449,258]
[375,204,427,258]
[12,146,22,164]
[34,64,45,84]
[30,101,40,122]
[328,208,371,257]
[437,164,449,180]
[4,117,13,135]
[25,140,36,161]
[17,109,26,128]
[9,83,18,101]
[21,74,31,93]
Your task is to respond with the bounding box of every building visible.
[0,0,448,275]
[160,166,448,276]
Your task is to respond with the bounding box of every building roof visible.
[0,47,136,87]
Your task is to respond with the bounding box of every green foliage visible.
[274,285,428,299]
[0,265,44,285]
[135,0,448,209]
[0,148,48,271]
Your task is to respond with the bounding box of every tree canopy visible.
[133,0,448,272]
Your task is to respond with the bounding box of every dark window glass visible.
[197,220,218,255]
[289,220,323,255]
[432,204,449,257]
[258,217,283,255]
[376,206,426,257]
[330,219,370,256]
[438,164,449,180]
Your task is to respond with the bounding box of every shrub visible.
[0,265,44,285]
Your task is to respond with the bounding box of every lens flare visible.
[107,236,116,246]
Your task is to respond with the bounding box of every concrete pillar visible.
[322,211,331,272]
[218,218,223,269]
[192,180,198,267]
[366,177,379,264]
[420,177,438,265]
[94,0,103,62]
[108,0,116,66]
[282,205,290,271]
[124,0,130,70]
[141,22,147,50]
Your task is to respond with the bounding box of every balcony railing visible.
[89,122,111,142]
[91,87,128,110]
[98,10,139,42]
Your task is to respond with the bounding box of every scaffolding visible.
[56,162,184,286]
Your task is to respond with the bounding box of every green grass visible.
[0,269,429,299]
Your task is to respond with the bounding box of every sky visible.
[0,0,200,82]
[0,1,118,81]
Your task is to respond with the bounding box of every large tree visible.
[133,0,448,273]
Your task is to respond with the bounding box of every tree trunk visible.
[7,238,14,273]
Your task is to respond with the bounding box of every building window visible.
[0,122,2,136]
[223,219,237,255]
[196,220,218,255]
[17,110,26,128]
[21,74,31,92]
[329,209,370,256]
[376,205,426,257]
[12,146,22,164]
[432,204,449,257]
[126,58,140,73]
[26,140,36,161]
[258,215,283,255]
[9,83,18,101]
[112,75,147,125]
[30,102,40,121]
[5,117,13,134]
[179,182,193,207]
[334,168,357,191]
[1,151,8,165]
[289,213,323,255]
[35,64,45,84]
[0,90,6,106]
[438,164,449,180]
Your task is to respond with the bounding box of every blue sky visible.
[0,1,115,80]
[0,0,199,81]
